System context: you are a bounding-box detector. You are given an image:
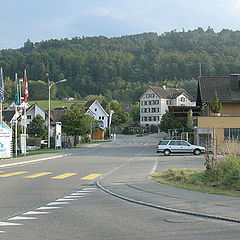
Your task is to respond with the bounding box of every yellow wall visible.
[221,103,240,114]
[198,116,240,150]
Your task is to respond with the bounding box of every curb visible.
[95,180,240,223]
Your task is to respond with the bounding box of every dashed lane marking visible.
[52,173,77,179]
[23,211,49,215]
[8,216,37,221]
[24,172,53,178]
[0,171,28,177]
[81,174,102,180]
[36,206,61,210]
[47,202,69,206]
[0,222,22,226]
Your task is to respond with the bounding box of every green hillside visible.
[1,28,240,103]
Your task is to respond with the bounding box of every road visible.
[0,134,239,239]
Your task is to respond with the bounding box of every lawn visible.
[4,100,85,110]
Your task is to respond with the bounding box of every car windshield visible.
[158,140,169,145]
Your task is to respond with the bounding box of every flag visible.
[0,67,4,103]
[24,70,29,103]
[109,110,114,125]
[14,73,19,105]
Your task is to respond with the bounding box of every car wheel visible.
[164,149,171,156]
[193,149,201,155]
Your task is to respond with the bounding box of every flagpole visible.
[24,70,26,156]
[0,67,3,125]
[15,73,18,158]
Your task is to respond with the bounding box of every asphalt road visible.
[0,134,239,239]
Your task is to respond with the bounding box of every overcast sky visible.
[1,0,240,49]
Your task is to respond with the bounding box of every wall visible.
[197,116,240,151]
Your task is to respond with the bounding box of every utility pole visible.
[199,63,202,78]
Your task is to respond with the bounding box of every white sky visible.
[1,0,240,49]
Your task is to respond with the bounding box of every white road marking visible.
[0,231,5,233]
[36,206,61,210]
[56,198,77,201]
[77,190,92,193]
[0,222,22,226]
[23,211,49,215]
[47,202,69,205]
[8,216,37,221]
[82,188,97,190]
[64,196,84,198]
[0,155,64,169]
[71,193,88,196]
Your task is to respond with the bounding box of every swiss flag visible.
[24,70,29,103]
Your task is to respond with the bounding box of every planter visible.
[211,113,221,117]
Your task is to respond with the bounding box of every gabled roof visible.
[142,86,192,100]
[197,74,240,103]
[84,99,109,116]
[2,111,15,122]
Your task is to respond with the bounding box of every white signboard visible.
[55,122,62,148]
[0,124,12,158]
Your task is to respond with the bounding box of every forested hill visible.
[1,27,240,103]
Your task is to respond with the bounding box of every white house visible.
[140,86,193,126]
[17,103,55,136]
[84,100,109,129]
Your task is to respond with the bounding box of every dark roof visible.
[198,74,240,103]
[168,106,202,117]
[2,111,15,122]
[51,109,67,122]
[149,86,192,100]
[84,100,96,109]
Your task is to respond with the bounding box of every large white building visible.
[140,86,193,126]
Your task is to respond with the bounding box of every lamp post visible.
[47,73,67,149]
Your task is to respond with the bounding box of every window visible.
[27,124,30,128]
[157,116,159,121]
[156,108,159,112]
[141,109,144,113]
[141,101,144,105]
[179,141,190,146]
[144,101,147,105]
[152,93,155,98]
[169,141,177,145]
[141,117,144,121]
[224,128,240,141]
[152,108,156,113]
[148,116,152,121]
[95,108,97,112]
[27,115,31,119]
[159,140,169,145]
[166,100,171,105]
[156,100,159,104]
[153,116,156,121]
[99,116,101,120]
[144,117,147,121]
[181,97,185,102]
[144,108,148,113]
[149,101,152,105]
[102,116,104,120]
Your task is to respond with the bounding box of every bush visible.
[206,157,240,190]
[122,126,134,135]
[27,138,41,146]
[150,125,158,133]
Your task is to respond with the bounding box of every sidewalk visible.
[97,155,240,222]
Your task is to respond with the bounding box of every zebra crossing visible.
[0,187,98,234]
[0,171,102,180]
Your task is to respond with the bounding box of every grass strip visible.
[151,169,240,197]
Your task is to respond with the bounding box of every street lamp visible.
[47,73,67,148]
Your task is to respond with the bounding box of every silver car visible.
[157,140,205,156]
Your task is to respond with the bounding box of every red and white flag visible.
[24,69,29,103]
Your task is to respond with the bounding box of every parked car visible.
[157,140,205,156]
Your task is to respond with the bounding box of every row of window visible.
[224,128,240,141]
[99,116,104,120]
[141,100,159,106]
[141,108,159,113]
[141,116,160,122]
[146,93,155,98]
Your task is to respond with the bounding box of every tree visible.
[105,100,127,126]
[128,102,140,125]
[210,90,222,113]
[61,106,95,145]
[27,114,47,138]
[160,111,188,133]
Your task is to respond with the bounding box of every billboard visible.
[0,124,12,158]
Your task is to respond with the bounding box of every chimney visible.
[230,74,240,91]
